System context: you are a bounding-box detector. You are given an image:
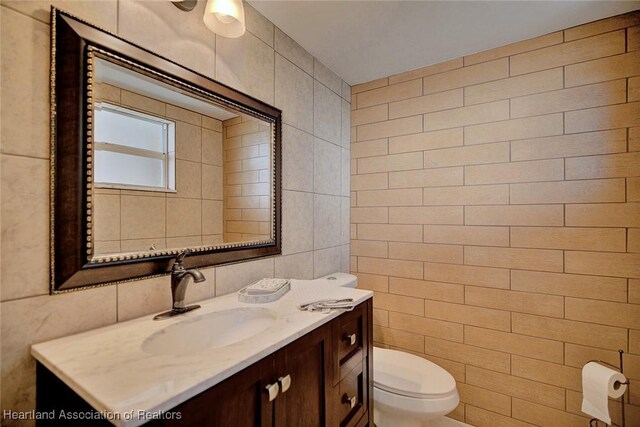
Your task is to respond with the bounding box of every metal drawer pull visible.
[265,382,280,401]
[342,394,357,409]
[278,374,292,393]
[344,333,356,346]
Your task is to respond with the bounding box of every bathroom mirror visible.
[51,9,281,291]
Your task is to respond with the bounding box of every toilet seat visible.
[373,347,457,399]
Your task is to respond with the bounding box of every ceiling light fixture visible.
[203,0,246,38]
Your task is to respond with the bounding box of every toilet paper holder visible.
[587,349,629,427]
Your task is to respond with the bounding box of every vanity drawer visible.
[332,302,368,375]
[337,360,366,427]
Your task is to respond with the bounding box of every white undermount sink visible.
[142,307,278,356]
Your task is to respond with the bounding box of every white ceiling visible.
[250,0,640,86]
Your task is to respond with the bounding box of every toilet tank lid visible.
[373,347,457,398]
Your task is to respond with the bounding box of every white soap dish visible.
[238,278,290,303]
[246,278,290,295]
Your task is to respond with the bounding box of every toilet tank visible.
[319,273,358,288]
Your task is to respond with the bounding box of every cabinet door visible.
[163,355,276,427]
[274,325,332,427]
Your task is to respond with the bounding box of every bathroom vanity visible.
[32,276,373,427]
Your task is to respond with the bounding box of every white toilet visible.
[320,273,460,426]
[373,347,459,427]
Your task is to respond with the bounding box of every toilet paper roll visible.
[581,362,627,425]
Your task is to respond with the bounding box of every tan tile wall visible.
[352,10,640,427]
[0,0,350,421]
[93,83,225,255]
[222,116,271,241]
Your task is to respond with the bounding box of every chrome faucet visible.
[154,249,206,320]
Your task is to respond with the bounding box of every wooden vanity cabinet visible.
[36,299,373,427]
[161,355,275,426]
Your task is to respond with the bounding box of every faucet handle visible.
[174,249,191,268]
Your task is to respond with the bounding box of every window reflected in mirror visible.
[91,57,274,259]
[94,103,176,192]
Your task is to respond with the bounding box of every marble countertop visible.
[31,274,372,427]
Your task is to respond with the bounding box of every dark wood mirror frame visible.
[50,8,282,292]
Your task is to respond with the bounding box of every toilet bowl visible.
[373,347,459,427]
